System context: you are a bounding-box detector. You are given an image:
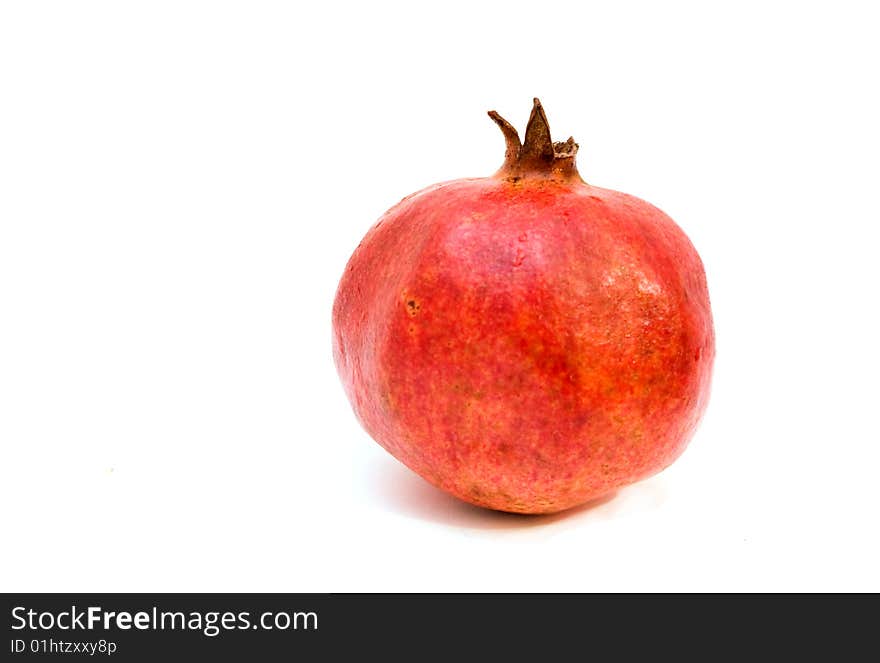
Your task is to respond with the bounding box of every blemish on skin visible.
[637,277,662,295]
[694,347,702,362]
[513,248,525,267]
[602,265,626,287]
[518,233,528,242]
[406,299,421,316]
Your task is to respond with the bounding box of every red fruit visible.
[333,99,714,514]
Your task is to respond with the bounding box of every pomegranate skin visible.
[333,103,714,514]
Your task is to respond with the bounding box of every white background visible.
[1,1,878,592]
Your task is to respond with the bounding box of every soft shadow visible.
[368,456,619,530]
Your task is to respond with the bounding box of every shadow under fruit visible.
[333,99,714,514]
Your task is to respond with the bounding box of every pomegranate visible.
[333,99,714,514]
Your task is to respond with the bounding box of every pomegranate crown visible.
[488,98,581,182]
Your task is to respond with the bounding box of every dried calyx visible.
[488,98,581,182]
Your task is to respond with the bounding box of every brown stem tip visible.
[487,98,581,182]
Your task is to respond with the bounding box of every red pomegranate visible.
[333,99,714,514]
